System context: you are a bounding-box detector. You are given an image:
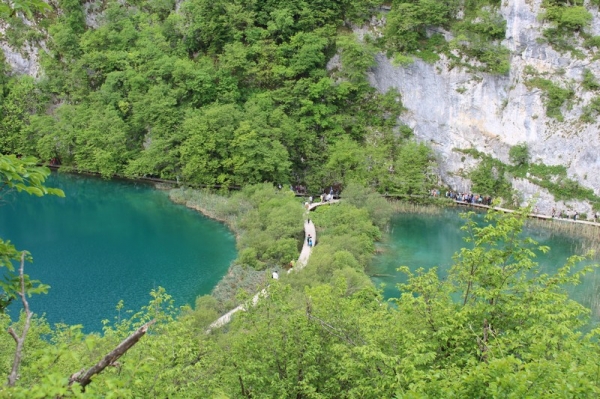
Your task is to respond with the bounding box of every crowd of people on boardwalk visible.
[437,188,599,224]
[551,208,600,222]
[444,191,494,206]
[302,188,338,209]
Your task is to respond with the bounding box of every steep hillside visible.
[0,0,439,195]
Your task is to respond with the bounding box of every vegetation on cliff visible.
[457,147,600,210]
[382,0,509,74]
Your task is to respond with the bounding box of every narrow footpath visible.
[207,199,340,331]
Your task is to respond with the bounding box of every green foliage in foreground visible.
[2,205,600,397]
[0,155,64,314]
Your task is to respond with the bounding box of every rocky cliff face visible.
[366,0,600,215]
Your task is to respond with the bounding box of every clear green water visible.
[0,173,237,332]
[371,209,600,320]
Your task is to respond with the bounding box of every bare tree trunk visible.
[7,252,33,387]
[69,319,156,390]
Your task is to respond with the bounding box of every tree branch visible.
[6,252,33,387]
[69,319,156,390]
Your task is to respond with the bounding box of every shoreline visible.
[168,193,239,237]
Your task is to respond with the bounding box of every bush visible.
[580,96,600,123]
[527,77,574,121]
[582,69,600,91]
[559,6,592,30]
[509,143,530,166]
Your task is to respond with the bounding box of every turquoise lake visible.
[370,209,600,321]
[0,173,237,332]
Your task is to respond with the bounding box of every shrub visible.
[559,6,592,30]
[582,69,600,91]
[580,96,600,123]
[509,143,530,166]
[527,77,574,121]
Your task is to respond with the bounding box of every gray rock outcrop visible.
[366,0,600,215]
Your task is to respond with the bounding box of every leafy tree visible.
[324,137,368,186]
[391,141,435,195]
[469,155,512,197]
[559,6,592,30]
[0,155,63,388]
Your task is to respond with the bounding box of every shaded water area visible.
[371,208,600,321]
[0,173,236,332]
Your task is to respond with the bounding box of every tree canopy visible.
[0,0,439,196]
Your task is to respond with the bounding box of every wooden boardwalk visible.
[454,201,600,227]
[295,200,340,270]
[207,200,339,332]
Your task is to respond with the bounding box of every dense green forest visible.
[0,0,442,195]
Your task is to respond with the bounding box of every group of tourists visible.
[445,191,494,206]
[551,208,600,222]
[552,207,577,220]
[303,188,338,209]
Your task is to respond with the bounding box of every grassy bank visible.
[525,217,600,258]
[169,184,305,314]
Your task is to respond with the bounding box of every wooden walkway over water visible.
[454,200,600,228]
[206,199,340,331]
[207,198,598,331]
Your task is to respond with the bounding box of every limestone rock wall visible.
[367,0,600,215]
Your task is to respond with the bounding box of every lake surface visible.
[371,209,600,320]
[0,173,237,332]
